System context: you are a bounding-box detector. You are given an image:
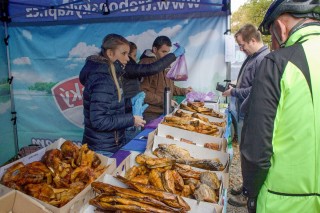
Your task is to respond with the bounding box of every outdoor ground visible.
[226,141,247,213]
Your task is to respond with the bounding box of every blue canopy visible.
[2,0,230,24]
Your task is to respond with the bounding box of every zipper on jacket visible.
[268,189,320,197]
[115,131,119,146]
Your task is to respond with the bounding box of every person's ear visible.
[250,37,256,44]
[152,47,157,53]
[274,18,288,43]
[106,49,114,59]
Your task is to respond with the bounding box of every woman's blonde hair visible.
[100,34,129,102]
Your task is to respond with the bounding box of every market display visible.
[0,141,106,207]
[0,100,230,213]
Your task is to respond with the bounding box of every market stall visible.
[0,0,231,165]
[0,100,233,213]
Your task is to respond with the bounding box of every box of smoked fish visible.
[0,138,116,213]
[83,150,227,213]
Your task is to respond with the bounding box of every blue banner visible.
[8,0,229,23]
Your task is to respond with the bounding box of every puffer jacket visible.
[79,53,177,153]
[139,51,187,116]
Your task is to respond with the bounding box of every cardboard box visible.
[150,134,229,173]
[0,138,117,213]
[174,108,226,123]
[0,184,12,198]
[110,151,228,213]
[178,101,226,120]
[0,190,50,213]
[84,173,223,213]
[163,114,225,138]
[156,123,227,151]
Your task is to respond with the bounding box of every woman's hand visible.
[134,116,146,127]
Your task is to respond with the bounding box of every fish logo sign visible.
[51,76,84,128]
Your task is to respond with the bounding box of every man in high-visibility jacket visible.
[240,0,320,212]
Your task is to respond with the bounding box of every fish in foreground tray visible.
[115,175,191,211]
[175,158,225,171]
[115,175,176,200]
[90,193,185,213]
[194,183,218,203]
[89,197,173,213]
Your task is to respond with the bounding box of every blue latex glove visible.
[173,45,185,57]
[131,92,149,116]
[131,91,145,105]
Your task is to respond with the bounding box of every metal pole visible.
[4,21,19,155]
[225,7,232,104]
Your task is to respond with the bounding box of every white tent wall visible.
[0,23,16,165]
[0,0,230,165]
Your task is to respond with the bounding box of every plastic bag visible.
[166,55,188,81]
[186,91,215,102]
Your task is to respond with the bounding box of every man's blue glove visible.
[173,45,185,57]
[131,92,149,116]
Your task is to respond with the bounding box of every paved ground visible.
[226,141,247,213]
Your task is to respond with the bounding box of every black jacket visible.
[122,57,141,99]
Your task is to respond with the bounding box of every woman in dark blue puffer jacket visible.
[79,34,184,156]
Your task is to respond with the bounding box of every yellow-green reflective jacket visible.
[241,23,320,213]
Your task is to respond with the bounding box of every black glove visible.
[247,197,257,213]
[243,187,257,213]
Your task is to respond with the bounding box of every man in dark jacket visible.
[223,24,270,207]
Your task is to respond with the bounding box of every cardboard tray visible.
[0,138,117,213]
[149,134,229,173]
[174,108,226,124]
[156,123,227,150]
[109,151,228,213]
[0,190,51,213]
[178,101,226,121]
[88,157,225,213]
[163,114,225,138]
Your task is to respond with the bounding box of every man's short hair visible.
[235,24,262,43]
[152,36,172,49]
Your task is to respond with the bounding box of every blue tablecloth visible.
[121,128,155,152]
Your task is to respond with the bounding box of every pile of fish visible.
[90,176,190,213]
[122,153,222,204]
[153,144,225,171]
